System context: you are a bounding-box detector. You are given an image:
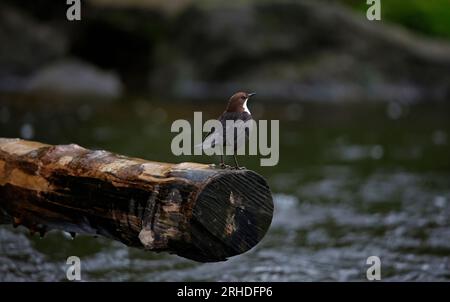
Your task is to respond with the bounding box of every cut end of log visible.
[179,169,273,262]
[0,138,274,262]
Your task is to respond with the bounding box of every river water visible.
[0,98,449,281]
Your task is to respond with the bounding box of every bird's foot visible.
[220,163,233,169]
[233,166,246,170]
[209,163,243,170]
[209,163,232,169]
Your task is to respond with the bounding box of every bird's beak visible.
[248,92,256,98]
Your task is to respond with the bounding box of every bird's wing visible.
[200,112,253,150]
[220,112,253,148]
[201,130,224,150]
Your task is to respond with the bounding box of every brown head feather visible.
[226,92,251,113]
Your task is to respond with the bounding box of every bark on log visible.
[0,138,273,262]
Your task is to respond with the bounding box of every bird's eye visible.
[241,96,246,99]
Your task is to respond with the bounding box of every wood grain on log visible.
[0,138,273,262]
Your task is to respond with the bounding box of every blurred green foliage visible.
[342,0,450,39]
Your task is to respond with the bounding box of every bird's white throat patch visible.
[243,98,251,114]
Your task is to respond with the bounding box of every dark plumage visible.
[202,92,255,168]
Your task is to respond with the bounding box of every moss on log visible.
[0,138,273,262]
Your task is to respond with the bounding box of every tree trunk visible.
[0,138,273,262]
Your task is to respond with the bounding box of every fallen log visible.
[0,138,273,262]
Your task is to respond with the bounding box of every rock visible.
[2,0,450,102]
[154,0,450,102]
[26,59,123,99]
[0,4,67,91]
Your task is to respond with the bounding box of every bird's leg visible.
[219,154,227,168]
[233,155,244,169]
[233,155,246,170]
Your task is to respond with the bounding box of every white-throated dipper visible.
[201,91,256,169]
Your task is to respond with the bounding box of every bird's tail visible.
[194,142,204,150]
[196,133,222,152]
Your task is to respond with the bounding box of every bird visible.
[200,91,256,169]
